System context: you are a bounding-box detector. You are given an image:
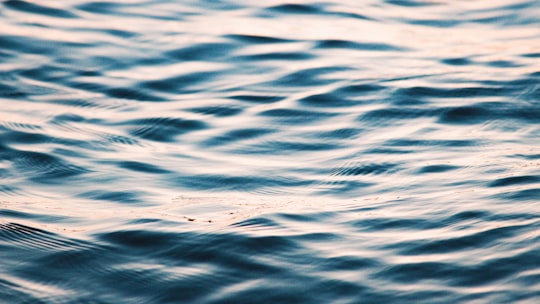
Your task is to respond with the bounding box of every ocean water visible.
[1,0,539,303]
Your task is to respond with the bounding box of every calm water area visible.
[0,0,539,303]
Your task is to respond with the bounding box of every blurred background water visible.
[1,0,539,303]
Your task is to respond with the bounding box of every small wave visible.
[104,87,167,102]
[259,108,337,124]
[224,34,294,44]
[229,94,284,104]
[331,162,400,176]
[488,175,540,187]
[165,43,237,62]
[0,222,91,251]
[265,3,322,15]
[78,190,143,204]
[117,161,170,174]
[140,72,219,94]
[188,105,242,117]
[123,117,207,142]
[315,39,406,51]
[271,67,349,87]
[6,149,89,184]
[299,93,362,108]
[417,164,460,173]
[4,0,77,19]
[200,128,274,148]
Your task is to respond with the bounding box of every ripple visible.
[237,51,314,61]
[331,162,399,176]
[224,34,294,44]
[75,2,127,15]
[0,129,50,145]
[358,107,438,124]
[104,87,167,102]
[230,216,281,230]
[0,35,87,57]
[0,185,21,197]
[488,175,540,187]
[385,0,438,7]
[271,67,348,87]
[104,134,142,146]
[394,86,507,99]
[495,188,540,201]
[188,105,242,117]
[318,255,380,271]
[253,140,342,153]
[201,128,274,147]
[317,127,362,139]
[117,161,171,174]
[397,224,531,255]
[440,57,473,66]
[0,222,90,251]
[79,190,143,203]
[407,19,460,28]
[265,3,322,15]
[229,94,284,104]
[4,0,78,19]
[384,138,481,148]
[140,72,219,94]
[259,108,336,124]
[438,104,497,125]
[350,217,441,231]
[124,117,207,142]
[315,39,406,51]
[172,174,312,192]
[20,64,81,82]
[46,98,104,109]
[299,93,360,108]
[165,43,237,62]
[0,83,26,99]
[8,150,89,184]
[486,60,523,68]
[522,52,540,58]
[417,164,461,174]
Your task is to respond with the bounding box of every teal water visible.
[1,0,539,303]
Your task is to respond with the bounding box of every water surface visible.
[1,0,539,303]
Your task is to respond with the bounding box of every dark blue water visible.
[1,0,539,303]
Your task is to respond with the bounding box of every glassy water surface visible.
[1,0,539,303]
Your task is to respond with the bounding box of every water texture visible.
[1,0,539,303]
